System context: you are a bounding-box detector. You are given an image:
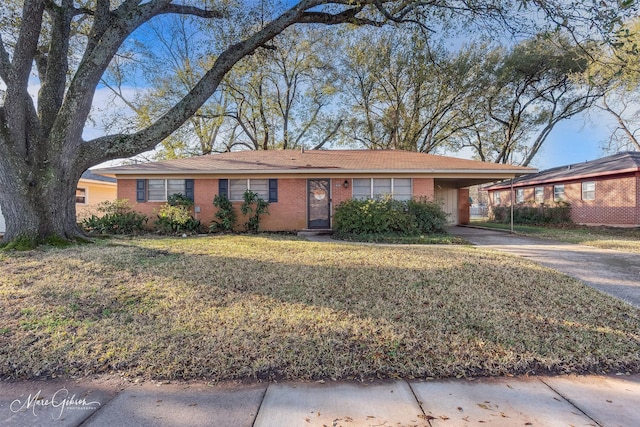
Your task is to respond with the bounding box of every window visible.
[352,178,412,200]
[373,178,391,199]
[554,185,565,202]
[534,187,544,204]
[229,179,269,201]
[352,179,372,200]
[515,188,524,204]
[582,181,595,201]
[147,179,186,201]
[392,179,412,201]
[494,191,501,205]
[76,188,87,204]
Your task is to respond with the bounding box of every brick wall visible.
[117,179,165,223]
[261,178,307,231]
[196,178,308,231]
[569,176,638,225]
[637,172,640,225]
[458,188,470,225]
[119,176,468,231]
[491,189,512,206]
[488,174,640,226]
[413,178,435,199]
[331,178,352,219]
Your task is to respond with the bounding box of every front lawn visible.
[1,235,639,381]
[471,221,640,253]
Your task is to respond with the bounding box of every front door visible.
[308,179,331,229]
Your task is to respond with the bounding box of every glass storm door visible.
[307,179,330,229]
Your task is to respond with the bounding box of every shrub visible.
[240,191,269,233]
[333,197,449,237]
[210,193,237,232]
[490,202,571,225]
[81,199,147,234]
[407,197,448,234]
[154,203,201,234]
[167,193,194,208]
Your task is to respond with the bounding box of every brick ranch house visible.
[96,150,534,232]
[485,151,640,227]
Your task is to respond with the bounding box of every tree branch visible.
[161,4,224,19]
[0,34,11,83]
[312,119,343,150]
[4,0,46,159]
[299,8,384,26]
[39,0,74,137]
[10,0,46,90]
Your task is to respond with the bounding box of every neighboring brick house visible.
[96,150,533,232]
[485,151,640,227]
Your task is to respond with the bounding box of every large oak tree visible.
[0,0,632,244]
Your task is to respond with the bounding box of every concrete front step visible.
[297,229,333,236]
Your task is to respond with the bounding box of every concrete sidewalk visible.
[2,374,640,426]
[449,226,640,309]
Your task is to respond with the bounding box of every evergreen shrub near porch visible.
[333,197,449,240]
[490,202,571,225]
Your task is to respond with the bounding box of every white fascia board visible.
[100,168,534,176]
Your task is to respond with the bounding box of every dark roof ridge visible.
[485,151,640,190]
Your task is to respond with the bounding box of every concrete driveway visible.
[450,226,640,309]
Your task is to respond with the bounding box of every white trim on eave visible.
[96,168,534,177]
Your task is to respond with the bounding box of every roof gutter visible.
[95,168,534,176]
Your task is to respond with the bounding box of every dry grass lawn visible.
[1,235,639,382]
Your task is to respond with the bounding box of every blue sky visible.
[528,113,610,171]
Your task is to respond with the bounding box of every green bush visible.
[491,202,571,225]
[407,197,449,234]
[240,191,269,233]
[167,193,194,208]
[333,197,449,237]
[210,193,237,232]
[81,199,147,234]
[154,203,201,234]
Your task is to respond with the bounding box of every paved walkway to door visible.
[449,226,640,309]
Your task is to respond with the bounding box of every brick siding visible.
[413,178,436,199]
[489,173,640,226]
[458,188,470,225]
[118,176,470,231]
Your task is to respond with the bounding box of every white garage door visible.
[0,205,5,233]
[435,186,458,225]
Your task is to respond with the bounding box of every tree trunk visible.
[0,156,84,244]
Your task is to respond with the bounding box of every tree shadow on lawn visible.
[1,237,639,381]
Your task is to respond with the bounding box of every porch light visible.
[343,180,349,189]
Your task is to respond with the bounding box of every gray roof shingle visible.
[486,151,640,190]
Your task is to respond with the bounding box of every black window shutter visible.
[136,179,146,202]
[185,179,195,201]
[268,179,278,203]
[218,179,229,198]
